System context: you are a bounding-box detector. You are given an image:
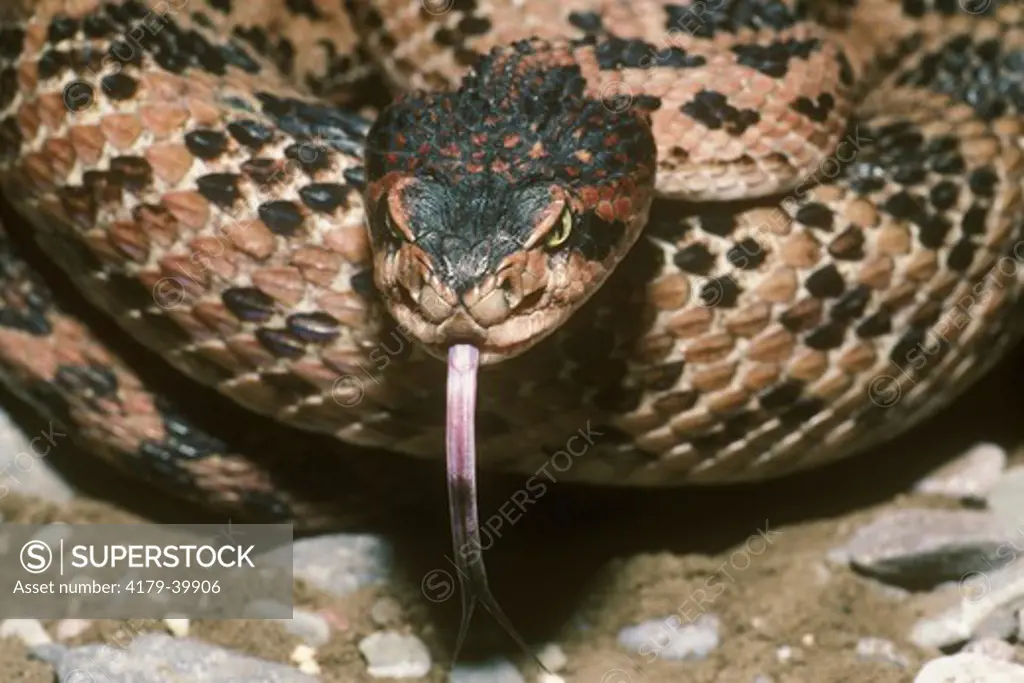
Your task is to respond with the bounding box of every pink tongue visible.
[444,344,544,669]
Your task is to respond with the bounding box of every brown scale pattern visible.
[0,0,1018,522]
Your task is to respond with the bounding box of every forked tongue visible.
[446,344,548,672]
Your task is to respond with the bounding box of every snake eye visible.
[545,206,574,248]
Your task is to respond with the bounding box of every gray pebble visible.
[910,563,1024,649]
[370,597,403,627]
[829,508,1016,587]
[292,534,393,597]
[46,632,315,682]
[617,613,720,661]
[987,467,1024,527]
[277,609,331,648]
[448,657,526,683]
[914,653,1024,682]
[358,630,432,679]
[915,442,1007,502]
[855,637,909,667]
[0,619,52,647]
[0,417,73,504]
[963,637,1017,662]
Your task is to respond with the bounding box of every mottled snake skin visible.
[0,0,1023,525]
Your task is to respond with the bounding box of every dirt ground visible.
[1,350,1023,682]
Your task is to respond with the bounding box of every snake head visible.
[363,39,657,364]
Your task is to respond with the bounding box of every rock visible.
[915,442,1007,502]
[292,534,393,597]
[963,637,1017,662]
[914,653,1024,682]
[0,415,74,503]
[909,563,1024,649]
[536,643,568,672]
[0,619,52,647]
[358,630,432,679]
[46,632,315,682]
[855,637,909,667]
[54,619,91,641]
[448,657,526,683]
[290,644,320,675]
[163,618,189,638]
[617,613,720,661]
[370,597,403,627]
[987,467,1024,526]
[829,508,1015,587]
[277,609,331,648]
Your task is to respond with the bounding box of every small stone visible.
[163,618,189,638]
[0,619,52,647]
[297,659,321,676]
[856,637,909,668]
[829,508,1016,587]
[0,415,74,503]
[370,596,403,627]
[290,643,318,668]
[801,633,816,647]
[537,674,566,683]
[915,442,1007,502]
[49,632,315,681]
[616,613,720,661]
[448,657,526,683]
[55,619,91,640]
[277,609,331,648]
[910,563,1024,648]
[987,467,1024,526]
[536,643,568,672]
[776,645,802,663]
[914,653,1024,682]
[358,630,432,679]
[963,637,1017,662]
[292,534,393,597]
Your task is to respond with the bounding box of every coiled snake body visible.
[0,0,1023,531]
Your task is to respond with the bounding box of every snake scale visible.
[1,0,1024,630]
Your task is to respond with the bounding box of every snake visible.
[1,0,1024,660]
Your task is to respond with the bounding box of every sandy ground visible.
[0,346,1022,682]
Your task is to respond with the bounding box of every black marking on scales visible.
[680,90,761,135]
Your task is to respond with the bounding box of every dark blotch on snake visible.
[228,120,276,150]
[929,181,960,210]
[673,243,716,274]
[47,16,79,44]
[196,173,242,207]
[101,73,139,101]
[726,238,766,269]
[962,204,989,235]
[759,379,805,411]
[917,215,953,248]
[185,130,229,159]
[299,183,350,213]
[795,203,835,230]
[257,328,307,359]
[806,264,846,298]
[731,38,821,79]
[790,94,836,123]
[222,287,276,322]
[680,90,760,135]
[831,285,872,322]
[805,321,847,350]
[946,238,976,271]
[286,312,341,343]
[259,200,305,236]
[857,309,893,338]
